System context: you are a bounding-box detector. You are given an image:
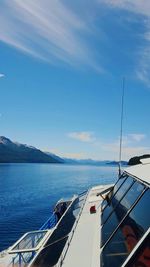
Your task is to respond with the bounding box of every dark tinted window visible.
[101,189,150,267]
[113,175,127,195]
[101,199,108,211]
[101,182,145,246]
[102,176,134,225]
[126,234,150,267]
[102,176,127,211]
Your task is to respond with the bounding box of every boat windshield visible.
[101,174,127,211]
[125,233,150,267]
[101,175,134,225]
[101,184,150,267]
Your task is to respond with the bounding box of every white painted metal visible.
[140,158,150,164]
[61,185,113,267]
[8,230,51,254]
[125,162,150,185]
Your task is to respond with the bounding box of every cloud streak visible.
[0,0,101,70]
[68,131,95,143]
[102,0,150,85]
[1,0,150,82]
[0,73,5,78]
[102,142,150,160]
[100,132,148,160]
[103,0,150,16]
[128,133,146,142]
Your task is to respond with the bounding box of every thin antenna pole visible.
[119,77,125,176]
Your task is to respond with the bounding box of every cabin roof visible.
[125,160,150,185]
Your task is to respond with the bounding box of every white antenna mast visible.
[119,77,125,176]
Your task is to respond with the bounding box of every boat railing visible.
[40,212,57,230]
[10,202,69,267]
[10,212,57,267]
[9,229,51,267]
[9,191,88,267]
[12,251,33,267]
[78,190,88,197]
[55,189,89,267]
[11,237,36,267]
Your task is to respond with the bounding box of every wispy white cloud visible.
[135,46,150,86]
[101,133,146,148]
[1,0,150,82]
[128,133,146,142]
[101,143,150,160]
[102,142,150,160]
[67,131,148,159]
[103,0,150,16]
[100,132,148,160]
[0,0,101,70]
[68,131,95,143]
[0,73,5,78]
[101,0,150,85]
[123,146,150,159]
[43,132,148,160]
[117,133,146,145]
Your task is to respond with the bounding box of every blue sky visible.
[0,0,150,160]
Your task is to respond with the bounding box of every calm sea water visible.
[0,163,117,252]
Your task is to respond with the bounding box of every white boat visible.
[0,159,150,267]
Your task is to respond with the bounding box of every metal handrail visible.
[11,214,57,267]
[55,190,89,267]
[10,192,87,267]
[40,213,57,230]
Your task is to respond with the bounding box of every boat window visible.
[101,181,145,246]
[113,174,127,195]
[101,189,150,267]
[101,199,108,211]
[125,233,150,267]
[101,175,127,211]
[102,176,134,225]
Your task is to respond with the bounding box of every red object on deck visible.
[90,205,96,213]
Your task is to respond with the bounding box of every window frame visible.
[102,173,127,213]
[122,228,150,267]
[101,186,148,250]
[125,171,150,188]
[101,176,136,227]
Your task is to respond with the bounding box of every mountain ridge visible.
[0,136,128,165]
[0,136,63,163]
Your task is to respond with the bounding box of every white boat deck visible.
[0,250,12,267]
[0,184,113,267]
[62,184,112,267]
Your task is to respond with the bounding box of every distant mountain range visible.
[0,136,128,165]
[63,158,127,166]
[0,136,63,163]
